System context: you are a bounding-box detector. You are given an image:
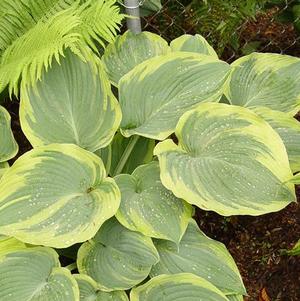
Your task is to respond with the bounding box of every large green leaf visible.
[140,0,162,16]
[151,220,246,295]
[77,218,159,290]
[289,172,300,184]
[103,30,170,86]
[0,105,18,162]
[119,52,231,140]
[115,161,192,243]
[0,161,9,178]
[0,243,79,301]
[170,34,218,58]
[130,273,229,301]
[94,144,112,176]
[253,107,300,173]
[20,51,121,152]
[74,274,129,301]
[0,236,27,255]
[225,52,300,115]
[154,102,295,216]
[0,144,120,248]
[227,295,244,301]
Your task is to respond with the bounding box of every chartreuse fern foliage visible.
[0,29,299,300]
[0,0,124,96]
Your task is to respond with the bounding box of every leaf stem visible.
[112,135,139,176]
[65,263,77,272]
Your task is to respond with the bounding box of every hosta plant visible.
[0,29,299,301]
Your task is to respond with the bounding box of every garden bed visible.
[3,99,300,301]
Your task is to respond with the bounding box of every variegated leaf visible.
[77,218,159,290]
[130,273,229,301]
[74,274,128,301]
[120,52,230,140]
[0,144,120,248]
[0,243,79,301]
[0,105,18,162]
[253,107,300,173]
[154,103,295,215]
[170,34,218,58]
[151,220,246,295]
[115,161,192,243]
[103,31,170,86]
[225,53,300,115]
[20,51,121,152]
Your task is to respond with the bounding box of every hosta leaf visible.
[253,107,300,172]
[0,144,120,248]
[140,0,162,17]
[77,218,159,290]
[20,51,121,152]
[130,273,229,301]
[227,295,244,301]
[154,102,295,216]
[110,132,155,175]
[94,144,112,176]
[140,0,162,16]
[0,236,27,255]
[289,172,300,184]
[74,274,129,301]
[225,53,300,115]
[119,52,230,140]
[0,161,9,178]
[151,220,246,295]
[0,245,79,301]
[170,34,218,58]
[103,30,169,86]
[0,105,18,162]
[115,161,192,243]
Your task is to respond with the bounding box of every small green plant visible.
[0,30,299,300]
[287,239,300,255]
[140,0,162,16]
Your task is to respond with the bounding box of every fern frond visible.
[0,0,76,53]
[0,8,83,95]
[0,0,124,96]
[79,0,124,50]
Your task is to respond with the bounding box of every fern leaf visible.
[79,0,123,50]
[0,0,124,96]
[0,0,76,53]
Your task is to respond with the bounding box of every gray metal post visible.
[124,0,142,34]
